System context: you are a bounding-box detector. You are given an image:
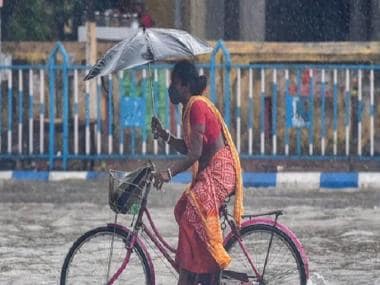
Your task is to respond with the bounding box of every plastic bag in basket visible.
[109,166,149,214]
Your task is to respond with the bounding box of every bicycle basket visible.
[108,166,150,214]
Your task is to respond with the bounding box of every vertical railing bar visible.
[74,69,79,155]
[96,76,102,155]
[108,73,113,155]
[175,95,181,141]
[345,69,350,156]
[309,68,314,156]
[321,69,326,156]
[296,69,301,155]
[370,69,374,156]
[142,69,147,155]
[358,69,362,156]
[176,104,181,138]
[272,69,277,155]
[153,68,158,155]
[260,68,265,155]
[333,69,338,156]
[118,71,124,155]
[224,61,231,128]
[18,70,23,154]
[236,68,241,153]
[62,57,70,170]
[48,61,55,169]
[165,69,170,155]
[284,69,289,156]
[85,80,90,155]
[131,71,136,155]
[29,69,34,154]
[248,67,253,155]
[7,70,12,154]
[39,69,44,154]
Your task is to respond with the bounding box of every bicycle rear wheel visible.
[60,226,153,285]
[221,224,307,285]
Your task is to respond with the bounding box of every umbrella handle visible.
[148,64,157,117]
[148,64,159,140]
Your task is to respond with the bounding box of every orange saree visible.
[174,95,243,273]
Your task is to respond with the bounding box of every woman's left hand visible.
[152,169,171,190]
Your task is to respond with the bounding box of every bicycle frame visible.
[105,177,309,285]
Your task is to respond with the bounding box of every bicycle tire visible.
[221,223,307,285]
[60,226,153,285]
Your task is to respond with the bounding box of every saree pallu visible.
[174,146,236,273]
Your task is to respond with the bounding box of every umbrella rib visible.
[145,31,157,61]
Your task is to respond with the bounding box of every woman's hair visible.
[172,60,207,95]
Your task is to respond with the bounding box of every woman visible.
[152,60,243,285]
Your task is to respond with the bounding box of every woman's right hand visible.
[151,116,165,139]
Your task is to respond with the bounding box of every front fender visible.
[224,218,309,279]
[107,223,155,284]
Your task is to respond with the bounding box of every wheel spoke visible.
[222,224,306,285]
[60,227,151,285]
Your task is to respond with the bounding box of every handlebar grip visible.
[147,160,157,172]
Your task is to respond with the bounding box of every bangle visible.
[164,129,171,143]
[167,168,173,182]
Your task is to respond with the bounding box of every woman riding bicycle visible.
[152,60,244,285]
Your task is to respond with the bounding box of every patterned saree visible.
[174,95,243,273]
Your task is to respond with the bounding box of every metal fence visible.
[1,41,380,170]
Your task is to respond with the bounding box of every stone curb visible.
[1,171,380,190]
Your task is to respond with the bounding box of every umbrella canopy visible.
[84,28,212,80]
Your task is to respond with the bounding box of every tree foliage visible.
[1,0,127,41]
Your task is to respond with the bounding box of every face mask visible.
[168,85,181,105]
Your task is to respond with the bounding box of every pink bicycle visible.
[60,162,309,284]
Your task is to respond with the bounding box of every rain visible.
[0,1,379,284]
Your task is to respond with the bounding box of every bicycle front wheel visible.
[221,224,307,285]
[60,226,153,285]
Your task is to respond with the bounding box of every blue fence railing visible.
[1,41,380,170]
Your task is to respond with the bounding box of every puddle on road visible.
[308,272,329,285]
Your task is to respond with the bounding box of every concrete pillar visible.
[174,0,183,29]
[85,21,98,119]
[349,0,369,40]
[205,0,224,40]
[224,0,240,40]
[240,0,266,41]
[189,1,207,39]
[370,0,380,39]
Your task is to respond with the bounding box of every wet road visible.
[0,180,379,285]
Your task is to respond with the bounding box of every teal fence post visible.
[47,42,70,170]
[210,40,232,127]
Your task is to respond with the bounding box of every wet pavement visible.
[0,180,379,284]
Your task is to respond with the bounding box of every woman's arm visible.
[151,116,188,154]
[169,123,204,176]
[153,123,204,188]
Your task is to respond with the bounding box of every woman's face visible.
[169,74,185,105]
